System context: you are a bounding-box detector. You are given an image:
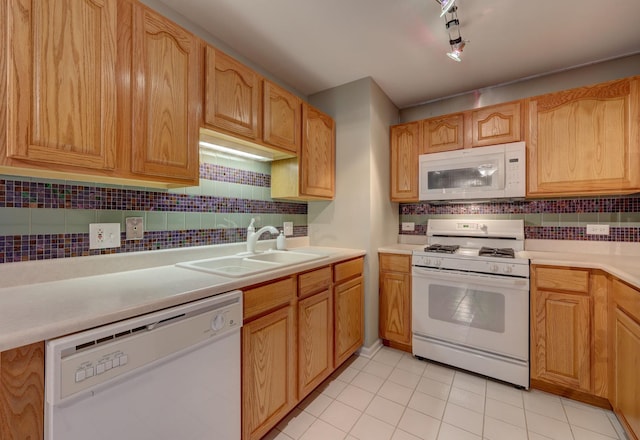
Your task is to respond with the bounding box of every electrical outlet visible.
[283,222,294,236]
[586,224,610,235]
[401,222,415,231]
[89,223,121,249]
[125,217,144,240]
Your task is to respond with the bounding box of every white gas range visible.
[412,219,530,388]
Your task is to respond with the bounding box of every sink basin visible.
[246,250,324,265]
[176,250,327,277]
[176,256,280,277]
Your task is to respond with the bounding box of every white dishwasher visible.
[45,290,242,440]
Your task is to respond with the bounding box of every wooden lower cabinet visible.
[242,277,297,440]
[530,266,609,403]
[378,253,412,352]
[242,304,296,440]
[298,290,333,398]
[241,258,364,440]
[334,258,365,367]
[0,342,44,440]
[610,279,640,440]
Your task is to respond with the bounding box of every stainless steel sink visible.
[176,250,327,277]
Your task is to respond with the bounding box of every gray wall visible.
[401,53,640,122]
[308,78,399,349]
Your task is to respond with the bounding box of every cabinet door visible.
[471,101,522,147]
[242,306,296,440]
[204,47,261,140]
[613,308,640,438]
[532,290,591,391]
[422,114,464,153]
[379,270,411,346]
[334,276,364,367]
[390,122,419,202]
[263,81,301,154]
[528,77,640,196]
[611,279,640,439]
[298,290,333,399]
[300,104,335,199]
[129,5,200,182]
[6,0,117,170]
[0,342,45,440]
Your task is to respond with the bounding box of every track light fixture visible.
[439,0,456,17]
[442,4,467,62]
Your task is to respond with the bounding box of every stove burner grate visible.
[479,247,515,258]
[424,244,460,254]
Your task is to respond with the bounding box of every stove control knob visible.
[490,264,499,273]
[503,265,513,274]
[435,259,442,267]
[424,258,432,266]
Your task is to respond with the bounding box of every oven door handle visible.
[412,266,529,290]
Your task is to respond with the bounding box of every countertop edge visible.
[378,244,640,290]
[0,247,365,352]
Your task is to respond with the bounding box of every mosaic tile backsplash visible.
[0,155,308,263]
[400,197,640,242]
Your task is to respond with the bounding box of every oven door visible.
[412,266,529,361]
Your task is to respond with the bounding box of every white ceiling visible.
[157,0,640,109]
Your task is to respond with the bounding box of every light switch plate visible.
[125,217,144,240]
[283,222,294,236]
[89,223,121,249]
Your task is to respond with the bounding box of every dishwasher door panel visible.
[45,291,242,440]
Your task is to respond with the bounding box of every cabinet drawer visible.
[612,278,640,322]
[334,258,364,283]
[534,267,589,293]
[244,277,295,321]
[298,266,331,299]
[379,254,411,273]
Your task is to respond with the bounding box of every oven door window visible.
[412,270,529,360]
[428,285,505,333]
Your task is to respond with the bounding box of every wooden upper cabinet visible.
[390,122,419,202]
[128,4,200,182]
[527,77,640,197]
[300,104,335,199]
[263,81,301,154]
[422,113,464,153]
[5,0,117,170]
[204,47,261,140]
[470,101,522,147]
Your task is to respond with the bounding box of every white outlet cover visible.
[586,224,610,235]
[125,217,144,240]
[89,223,122,249]
[401,222,415,231]
[283,222,294,236]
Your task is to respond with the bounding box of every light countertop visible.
[378,241,640,291]
[0,240,365,352]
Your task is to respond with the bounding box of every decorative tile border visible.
[398,224,640,242]
[0,179,306,214]
[400,197,640,215]
[399,197,640,242]
[199,163,271,187]
[0,226,309,263]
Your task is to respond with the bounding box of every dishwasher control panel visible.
[46,291,242,405]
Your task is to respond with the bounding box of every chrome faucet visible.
[246,220,280,253]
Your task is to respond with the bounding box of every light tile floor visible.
[263,347,628,440]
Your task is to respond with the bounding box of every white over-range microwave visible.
[419,141,526,201]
